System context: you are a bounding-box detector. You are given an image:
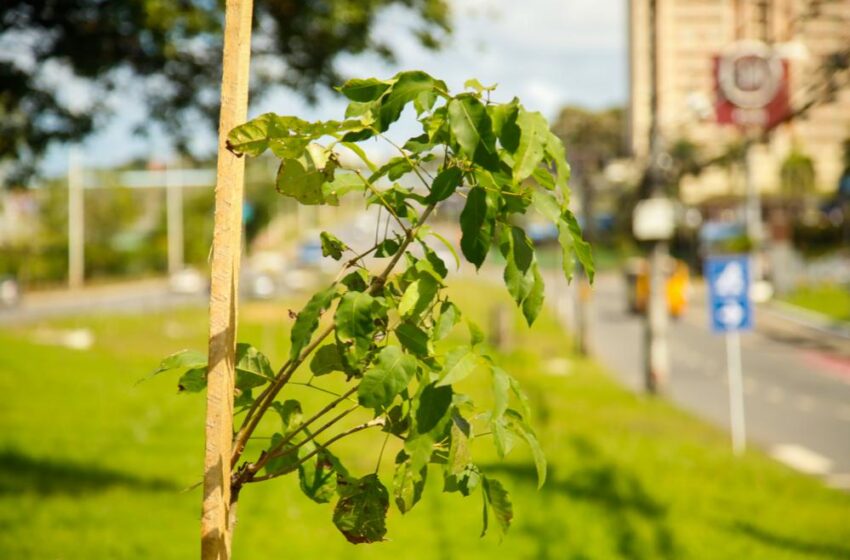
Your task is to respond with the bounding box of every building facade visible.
[628,0,850,204]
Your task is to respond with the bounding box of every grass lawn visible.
[781,283,850,324]
[1,279,848,559]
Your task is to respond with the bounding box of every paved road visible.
[0,278,205,326]
[569,273,850,488]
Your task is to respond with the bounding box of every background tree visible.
[551,106,625,243]
[0,0,450,184]
[780,148,817,199]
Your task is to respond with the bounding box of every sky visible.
[42,0,626,176]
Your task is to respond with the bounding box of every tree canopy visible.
[0,0,450,184]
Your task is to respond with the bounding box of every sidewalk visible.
[0,277,205,325]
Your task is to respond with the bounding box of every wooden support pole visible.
[202,1,253,559]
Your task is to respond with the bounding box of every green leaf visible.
[322,173,365,205]
[437,347,481,387]
[531,190,561,222]
[276,144,338,205]
[467,320,485,347]
[482,476,513,536]
[339,141,378,173]
[464,78,496,93]
[402,134,433,154]
[358,346,417,410]
[521,263,545,326]
[395,321,432,357]
[226,113,287,157]
[459,186,494,269]
[298,443,338,503]
[491,366,511,419]
[544,131,571,192]
[508,374,532,420]
[235,343,275,391]
[378,71,443,131]
[264,433,299,476]
[447,412,472,475]
[393,453,427,514]
[309,344,344,376]
[433,301,460,341]
[425,166,463,203]
[398,273,439,319]
[446,463,480,497]
[448,94,496,164]
[178,367,206,393]
[499,226,534,307]
[504,410,547,488]
[490,416,515,458]
[333,474,389,544]
[375,237,401,258]
[320,232,348,260]
[152,349,206,376]
[426,230,461,271]
[489,100,520,152]
[559,209,594,282]
[271,399,303,433]
[338,78,392,102]
[334,291,378,367]
[513,109,549,182]
[415,383,453,434]
[420,242,448,278]
[289,284,338,361]
[369,156,413,184]
[531,166,556,190]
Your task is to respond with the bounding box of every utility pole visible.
[643,0,670,394]
[573,166,593,356]
[743,140,763,279]
[68,148,85,289]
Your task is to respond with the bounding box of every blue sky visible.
[42,0,626,175]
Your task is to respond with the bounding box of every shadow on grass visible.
[731,520,850,559]
[0,448,178,496]
[484,437,676,560]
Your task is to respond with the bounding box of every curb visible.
[760,300,850,340]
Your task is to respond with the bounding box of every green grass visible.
[782,283,850,323]
[1,280,848,559]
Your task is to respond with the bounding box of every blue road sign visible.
[706,255,753,333]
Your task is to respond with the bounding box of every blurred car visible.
[0,275,21,308]
[624,257,690,318]
[169,267,207,295]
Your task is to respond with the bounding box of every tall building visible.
[628,0,850,204]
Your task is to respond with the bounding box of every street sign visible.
[706,254,752,455]
[714,40,789,130]
[706,255,753,333]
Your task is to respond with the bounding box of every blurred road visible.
[0,278,205,326]
[577,273,850,489]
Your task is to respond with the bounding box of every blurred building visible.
[628,0,850,204]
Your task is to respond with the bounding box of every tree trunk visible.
[202,1,254,559]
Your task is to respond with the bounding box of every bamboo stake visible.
[202,1,253,559]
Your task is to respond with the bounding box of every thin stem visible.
[247,404,359,479]
[246,418,386,484]
[380,134,434,187]
[235,389,358,482]
[375,431,391,473]
[231,202,438,468]
[289,381,346,398]
[354,169,409,233]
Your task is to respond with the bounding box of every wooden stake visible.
[202,1,253,558]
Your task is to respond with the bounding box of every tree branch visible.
[244,417,386,484]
